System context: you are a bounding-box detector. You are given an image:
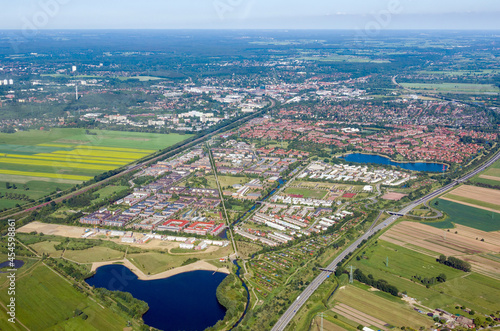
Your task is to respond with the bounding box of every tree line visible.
[353,269,399,296]
[437,254,471,272]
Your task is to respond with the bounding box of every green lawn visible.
[427,199,500,231]
[0,263,129,330]
[128,252,191,275]
[0,199,25,210]
[0,180,74,200]
[92,185,129,203]
[128,246,232,275]
[64,247,125,263]
[30,241,63,257]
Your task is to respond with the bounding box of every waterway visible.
[86,265,227,331]
[341,153,447,172]
[231,260,250,329]
[231,178,285,226]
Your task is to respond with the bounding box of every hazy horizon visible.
[1,1,499,30]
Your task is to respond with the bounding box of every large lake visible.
[342,153,447,172]
[86,265,227,331]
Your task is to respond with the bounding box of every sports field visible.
[284,187,328,199]
[0,129,191,186]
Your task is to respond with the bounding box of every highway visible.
[271,148,500,331]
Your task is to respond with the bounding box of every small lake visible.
[341,153,447,172]
[0,260,24,272]
[86,265,228,331]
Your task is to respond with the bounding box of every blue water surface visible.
[86,265,227,331]
[342,153,447,172]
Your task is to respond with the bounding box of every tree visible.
[436,273,447,283]
[5,182,10,189]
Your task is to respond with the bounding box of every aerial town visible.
[0,26,499,331]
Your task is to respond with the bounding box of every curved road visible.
[271,149,500,331]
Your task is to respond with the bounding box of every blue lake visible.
[86,265,228,331]
[0,260,24,272]
[341,153,447,172]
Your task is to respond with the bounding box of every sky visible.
[1,0,499,30]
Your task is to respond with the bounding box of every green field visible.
[0,128,191,151]
[471,159,500,185]
[30,241,63,257]
[444,194,500,212]
[427,199,500,231]
[128,246,232,275]
[349,240,500,314]
[333,285,433,329]
[0,199,26,210]
[284,187,328,199]
[0,129,191,207]
[400,82,500,93]
[64,247,125,263]
[92,185,130,203]
[0,262,129,330]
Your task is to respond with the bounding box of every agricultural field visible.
[349,237,500,315]
[441,185,500,212]
[0,129,191,204]
[400,82,500,94]
[380,221,500,280]
[472,159,500,186]
[331,285,433,330]
[430,198,500,231]
[0,262,129,330]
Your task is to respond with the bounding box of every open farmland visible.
[349,237,500,315]
[0,128,191,189]
[441,185,500,212]
[332,285,433,329]
[380,221,500,279]
[430,199,500,231]
[474,159,500,185]
[0,262,129,330]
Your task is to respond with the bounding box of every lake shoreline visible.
[90,258,230,281]
[339,152,450,168]
[337,152,450,172]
